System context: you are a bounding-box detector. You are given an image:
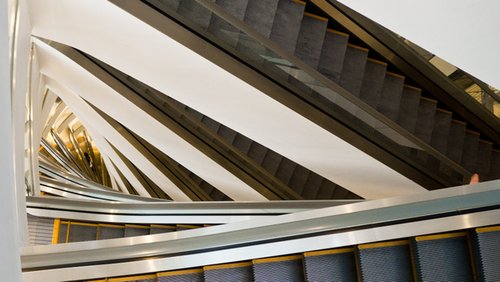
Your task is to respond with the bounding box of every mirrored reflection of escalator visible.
[112,0,500,190]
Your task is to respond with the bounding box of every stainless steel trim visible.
[22,180,500,273]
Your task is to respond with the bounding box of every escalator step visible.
[67,222,98,242]
[274,158,297,186]
[204,262,253,282]
[243,0,279,38]
[397,85,421,134]
[414,97,437,143]
[58,222,68,243]
[446,120,467,163]
[98,224,125,240]
[108,274,157,282]
[177,0,213,30]
[269,0,306,54]
[461,130,480,172]
[247,143,268,165]
[318,29,349,83]
[358,240,413,282]
[261,150,283,176]
[294,13,328,69]
[339,44,369,97]
[476,140,493,176]
[217,124,238,144]
[176,224,200,231]
[303,248,357,282]
[253,255,305,282]
[201,116,221,133]
[378,72,405,121]
[150,225,177,234]
[209,0,248,47]
[158,269,204,282]
[315,179,337,200]
[414,232,473,282]
[430,109,452,153]
[301,173,323,200]
[150,0,181,12]
[359,58,387,104]
[232,133,253,154]
[474,226,500,281]
[287,165,310,196]
[124,224,150,237]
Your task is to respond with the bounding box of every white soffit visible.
[337,0,500,90]
[28,0,426,199]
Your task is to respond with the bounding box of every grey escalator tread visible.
[474,226,500,281]
[58,223,68,244]
[358,241,413,282]
[414,232,473,282]
[253,255,305,282]
[461,130,480,172]
[288,165,310,196]
[269,0,306,54]
[359,59,387,107]
[204,262,253,282]
[201,115,221,132]
[397,85,422,133]
[124,224,150,237]
[414,97,437,143]
[242,0,279,38]
[209,0,248,47]
[339,44,369,97]
[315,179,338,200]
[430,109,452,153]
[301,173,323,200]
[177,0,213,30]
[150,225,177,234]
[274,159,297,186]
[217,124,238,144]
[68,223,97,242]
[261,150,283,176]
[232,133,253,154]
[147,0,181,13]
[294,13,328,69]
[158,269,204,282]
[247,142,268,165]
[304,249,357,282]
[446,120,467,163]
[98,224,125,240]
[318,29,349,83]
[378,72,405,121]
[476,140,493,176]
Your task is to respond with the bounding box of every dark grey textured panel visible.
[430,110,452,153]
[58,223,68,244]
[294,14,328,69]
[446,121,466,163]
[339,46,368,96]
[177,0,213,30]
[415,236,473,282]
[28,214,54,246]
[158,272,204,282]
[287,165,310,196]
[301,174,323,200]
[247,143,268,165]
[359,60,386,103]
[461,131,479,172]
[98,226,125,239]
[204,265,253,282]
[414,98,437,143]
[209,0,248,46]
[304,251,356,282]
[124,225,150,237]
[201,115,221,132]
[253,258,305,282]
[318,31,349,83]
[397,86,421,133]
[274,159,297,186]
[475,228,500,281]
[359,244,413,282]
[150,226,176,234]
[476,140,493,176]
[378,74,405,121]
[269,0,305,54]
[261,150,283,176]
[68,224,97,242]
[148,0,180,12]
[232,133,253,154]
[217,124,238,144]
[243,0,279,38]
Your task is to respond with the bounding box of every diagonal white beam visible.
[28,0,425,198]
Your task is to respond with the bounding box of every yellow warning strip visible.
[177,224,200,229]
[479,139,493,145]
[327,29,349,37]
[436,108,452,114]
[69,221,99,227]
[476,226,500,233]
[150,224,176,229]
[420,96,438,103]
[125,224,149,229]
[415,232,467,242]
[157,268,203,277]
[108,274,156,282]
[367,58,387,66]
[304,12,328,22]
[403,84,422,92]
[51,218,61,244]
[204,261,252,271]
[347,43,369,52]
[254,254,302,264]
[98,223,125,229]
[359,239,408,250]
[385,71,405,79]
[451,119,466,125]
[465,130,480,135]
[304,247,355,257]
[291,0,306,5]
